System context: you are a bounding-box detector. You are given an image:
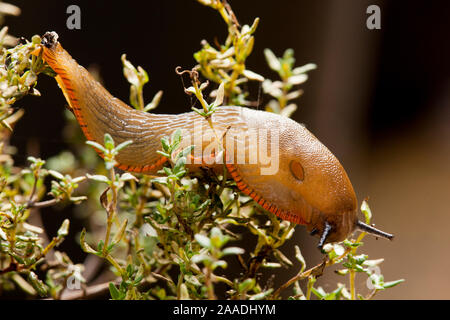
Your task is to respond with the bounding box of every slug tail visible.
[32,32,168,174]
[33,32,94,141]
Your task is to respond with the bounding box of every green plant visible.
[0,0,403,300]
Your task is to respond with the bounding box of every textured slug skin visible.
[37,38,358,243]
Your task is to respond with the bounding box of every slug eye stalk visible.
[355,220,394,240]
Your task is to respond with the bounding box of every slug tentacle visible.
[356,220,394,240]
[317,222,332,249]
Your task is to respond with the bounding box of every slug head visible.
[282,126,359,245]
[281,126,393,248]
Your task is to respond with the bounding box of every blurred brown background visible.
[4,0,450,299]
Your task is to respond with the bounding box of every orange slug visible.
[34,31,393,248]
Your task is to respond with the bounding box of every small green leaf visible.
[194,234,211,248]
[86,174,110,184]
[325,285,344,300]
[126,264,134,277]
[335,269,349,276]
[247,17,260,35]
[280,103,297,118]
[239,278,255,293]
[213,82,225,107]
[173,156,186,174]
[262,262,282,268]
[287,74,307,85]
[121,54,139,86]
[354,254,368,265]
[0,228,7,241]
[162,167,172,176]
[0,119,12,131]
[86,140,106,153]
[47,170,64,180]
[273,249,293,267]
[179,283,190,300]
[184,86,196,95]
[250,289,273,300]
[109,282,124,300]
[151,177,168,185]
[70,195,87,203]
[156,150,170,158]
[72,176,87,183]
[105,160,117,170]
[210,227,227,248]
[120,172,138,182]
[27,271,48,297]
[242,69,264,82]
[171,129,182,146]
[363,258,384,267]
[184,274,202,287]
[97,240,104,253]
[175,169,186,178]
[113,219,128,245]
[294,245,306,272]
[361,200,372,224]
[57,219,70,238]
[292,63,317,75]
[80,228,97,255]
[144,90,163,112]
[137,66,149,84]
[343,239,363,248]
[311,286,326,300]
[191,253,212,264]
[115,140,133,152]
[191,106,207,117]
[161,137,170,152]
[104,133,115,150]
[333,244,345,256]
[222,247,244,256]
[383,279,405,289]
[179,145,195,160]
[133,264,144,285]
[264,48,281,71]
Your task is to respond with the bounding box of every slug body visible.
[36,32,392,246]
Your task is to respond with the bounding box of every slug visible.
[33,31,393,248]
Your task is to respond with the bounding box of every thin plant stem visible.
[306,276,315,300]
[349,232,367,300]
[205,267,216,300]
[350,270,356,300]
[102,167,117,257]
